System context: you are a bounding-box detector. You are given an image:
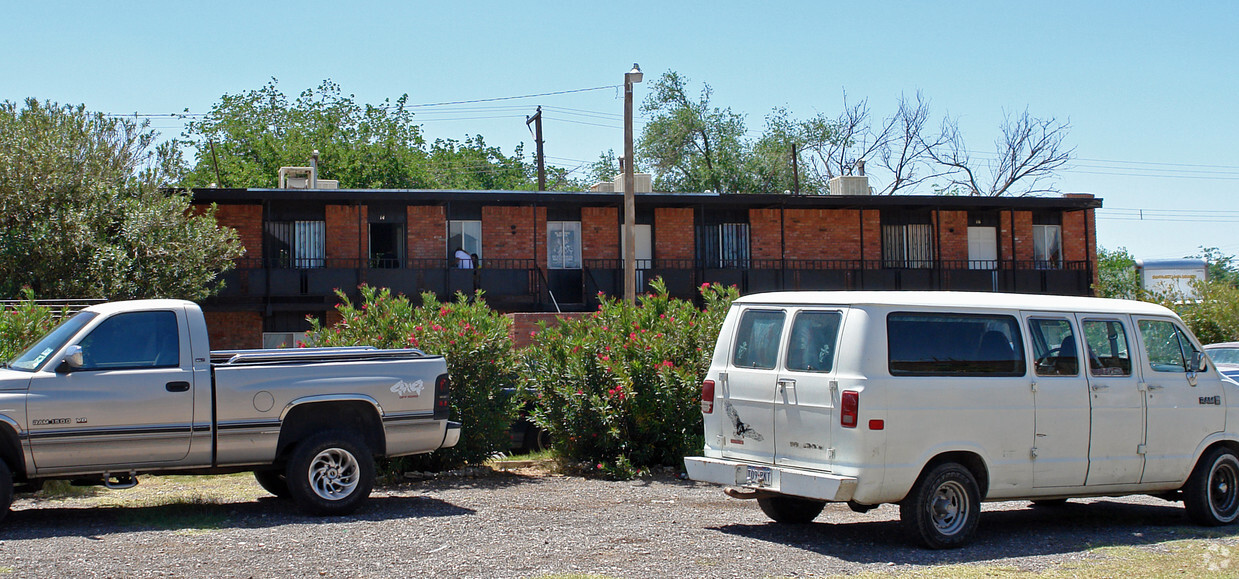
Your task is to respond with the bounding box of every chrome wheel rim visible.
[929,480,970,536]
[1210,457,1239,520]
[308,448,360,501]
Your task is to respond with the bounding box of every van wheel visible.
[1185,447,1239,526]
[900,462,981,549]
[253,470,290,498]
[0,461,11,523]
[757,495,825,524]
[284,431,375,516]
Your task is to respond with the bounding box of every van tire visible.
[900,462,981,549]
[1185,447,1239,526]
[757,495,825,524]
[284,431,374,516]
[0,460,11,523]
[253,470,290,498]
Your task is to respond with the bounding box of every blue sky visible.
[4,1,1236,261]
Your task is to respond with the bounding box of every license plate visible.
[746,465,772,487]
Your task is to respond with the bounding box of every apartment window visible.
[699,223,750,269]
[547,221,581,269]
[265,221,326,269]
[882,211,934,269]
[448,220,482,264]
[1032,212,1063,269]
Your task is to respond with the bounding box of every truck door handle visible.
[166,381,191,392]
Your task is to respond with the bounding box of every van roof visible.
[733,291,1177,317]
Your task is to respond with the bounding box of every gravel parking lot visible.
[2,467,1238,578]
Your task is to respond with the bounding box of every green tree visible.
[1191,246,1239,288]
[638,71,753,193]
[179,78,537,190]
[0,98,243,300]
[1094,246,1144,299]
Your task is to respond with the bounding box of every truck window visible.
[1082,319,1132,376]
[1138,319,1196,373]
[785,311,842,372]
[887,313,1025,376]
[78,311,179,370]
[1029,318,1079,376]
[733,309,784,370]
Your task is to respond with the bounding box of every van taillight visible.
[434,374,451,420]
[701,379,716,414]
[841,391,859,428]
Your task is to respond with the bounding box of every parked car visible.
[1204,342,1239,380]
[686,291,1235,548]
[0,299,460,522]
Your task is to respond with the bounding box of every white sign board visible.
[1140,260,1207,298]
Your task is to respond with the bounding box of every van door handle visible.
[1090,383,1109,391]
[777,378,795,393]
[166,381,191,392]
[1147,384,1165,391]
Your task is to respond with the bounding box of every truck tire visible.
[284,431,375,516]
[0,460,11,523]
[253,470,290,498]
[1184,447,1239,526]
[757,495,825,524]
[900,462,981,549]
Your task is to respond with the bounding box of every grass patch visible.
[0,566,13,574]
[35,480,101,499]
[838,538,1239,578]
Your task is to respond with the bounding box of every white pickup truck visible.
[0,299,461,520]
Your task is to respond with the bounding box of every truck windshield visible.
[7,311,97,372]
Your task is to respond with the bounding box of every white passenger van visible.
[684,291,1239,548]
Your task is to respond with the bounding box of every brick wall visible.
[861,210,882,262]
[1061,205,1098,289]
[201,203,263,262]
[654,208,695,261]
[407,205,446,260]
[482,206,536,262]
[1012,211,1033,261]
[937,210,969,262]
[782,209,865,260]
[326,205,367,262]
[582,207,619,261]
[204,311,262,350]
[749,209,782,260]
[507,312,590,348]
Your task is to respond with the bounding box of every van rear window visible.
[733,309,785,369]
[887,313,1026,376]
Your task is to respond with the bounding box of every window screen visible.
[888,312,1025,376]
[732,309,785,370]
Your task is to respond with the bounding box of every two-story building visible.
[189,176,1100,349]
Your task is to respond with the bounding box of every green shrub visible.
[525,279,736,477]
[0,289,64,362]
[304,285,521,471]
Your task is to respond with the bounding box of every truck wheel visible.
[253,470,290,498]
[900,462,981,549]
[757,495,825,524]
[284,431,375,516]
[0,460,11,523]
[1185,447,1239,526]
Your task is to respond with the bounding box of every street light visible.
[623,63,642,304]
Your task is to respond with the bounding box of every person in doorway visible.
[470,253,480,269]
[454,246,473,269]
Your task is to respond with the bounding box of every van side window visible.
[785,311,842,372]
[1138,319,1197,373]
[1029,318,1079,376]
[887,313,1025,376]
[733,310,785,370]
[1082,319,1132,376]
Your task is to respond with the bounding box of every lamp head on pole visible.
[625,63,643,84]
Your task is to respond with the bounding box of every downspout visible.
[857,207,864,289]
[779,200,786,290]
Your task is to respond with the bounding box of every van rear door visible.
[773,308,844,471]
[718,307,784,464]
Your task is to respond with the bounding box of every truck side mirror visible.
[58,345,84,372]
[1192,350,1208,373]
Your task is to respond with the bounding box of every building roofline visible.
[181,187,1103,210]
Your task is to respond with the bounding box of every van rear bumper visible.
[684,456,858,502]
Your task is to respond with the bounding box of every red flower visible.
[628,332,637,341]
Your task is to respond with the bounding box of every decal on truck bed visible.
[391,379,426,399]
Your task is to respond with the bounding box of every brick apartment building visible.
[189,182,1101,350]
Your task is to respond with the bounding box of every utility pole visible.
[791,142,800,195]
[623,64,643,304]
[526,106,546,191]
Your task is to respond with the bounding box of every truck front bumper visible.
[683,456,858,502]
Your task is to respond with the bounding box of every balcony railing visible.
[209,257,1094,312]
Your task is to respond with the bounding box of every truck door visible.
[1023,314,1090,487]
[1076,315,1145,486]
[1135,317,1226,483]
[26,309,196,471]
[774,309,843,471]
[719,308,784,464]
